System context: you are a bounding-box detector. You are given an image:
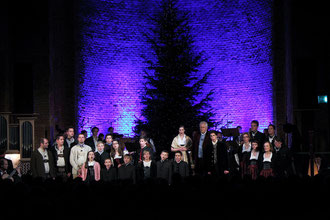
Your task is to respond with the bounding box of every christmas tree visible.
[135,0,215,153]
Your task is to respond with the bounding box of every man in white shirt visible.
[70,133,92,179]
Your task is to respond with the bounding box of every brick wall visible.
[76,0,274,136]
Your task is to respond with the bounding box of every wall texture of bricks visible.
[76,0,274,136]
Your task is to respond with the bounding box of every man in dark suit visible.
[31,138,56,179]
[273,137,291,177]
[85,127,99,151]
[118,154,136,183]
[192,121,211,175]
[156,150,172,184]
[249,120,265,147]
[64,126,77,149]
[205,130,228,176]
[173,151,189,178]
[267,124,277,148]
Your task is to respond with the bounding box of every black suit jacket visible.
[64,138,77,149]
[273,146,291,176]
[223,142,239,175]
[30,149,56,179]
[101,167,117,182]
[204,141,227,174]
[118,163,136,183]
[95,151,110,169]
[136,160,157,182]
[172,160,189,178]
[49,145,71,174]
[249,131,265,146]
[85,136,97,151]
[156,159,172,184]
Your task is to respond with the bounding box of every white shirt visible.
[178,135,186,145]
[263,153,273,162]
[93,137,98,151]
[88,161,95,166]
[242,143,252,153]
[143,160,152,167]
[114,154,122,159]
[55,145,65,167]
[70,144,92,174]
[250,151,260,160]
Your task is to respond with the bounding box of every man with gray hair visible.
[192,121,211,175]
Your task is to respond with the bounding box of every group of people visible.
[1,120,292,184]
[26,128,189,184]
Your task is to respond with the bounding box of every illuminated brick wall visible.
[76,0,273,136]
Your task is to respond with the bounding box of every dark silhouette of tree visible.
[135,0,215,154]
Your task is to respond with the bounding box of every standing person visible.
[134,136,154,164]
[260,142,276,178]
[267,124,277,148]
[81,130,88,139]
[95,141,110,169]
[31,138,56,179]
[140,129,156,153]
[247,140,262,180]
[192,121,211,175]
[110,139,124,168]
[273,137,291,178]
[64,126,77,149]
[249,120,265,146]
[104,134,113,154]
[101,158,117,182]
[171,125,192,164]
[85,127,99,151]
[238,133,252,178]
[81,151,101,183]
[173,151,189,178]
[136,151,157,182]
[156,150,172,184]
[118,154,136,184]
[223,142,239,177]
[50,134,71,180]
[205,130,227,176]
[70,133,92,179]
[98,133,105,142]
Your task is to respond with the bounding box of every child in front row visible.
[101,158,117,182]
[81,151,101,183]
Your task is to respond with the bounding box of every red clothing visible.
[81,161,101,181]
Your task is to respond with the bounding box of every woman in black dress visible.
[239,132,252,178]
[247,140,262,180]
[260,141,276,178]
